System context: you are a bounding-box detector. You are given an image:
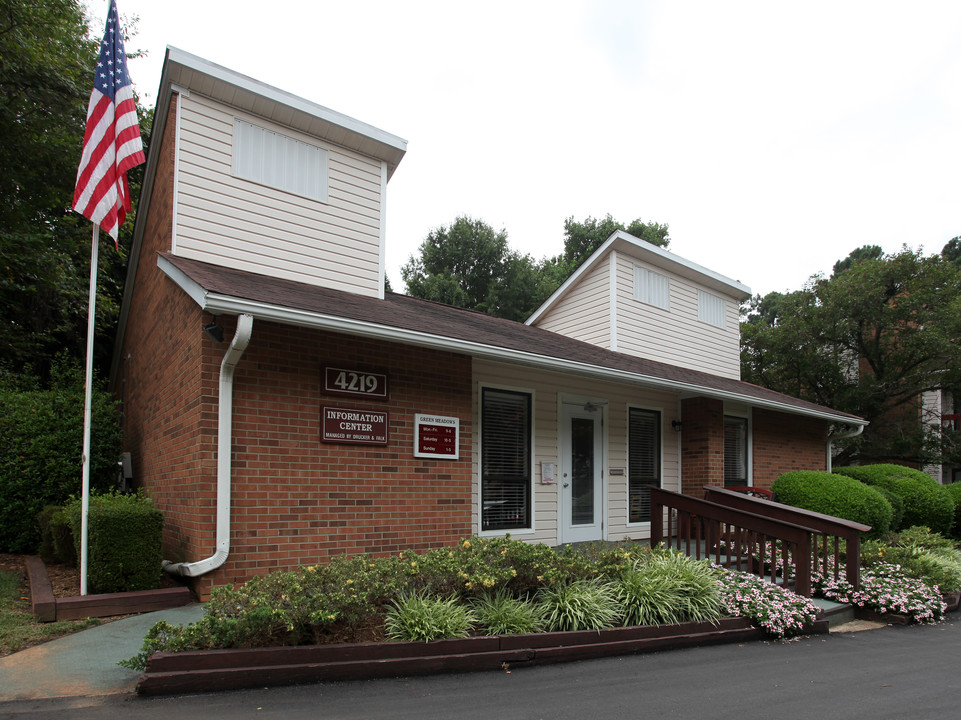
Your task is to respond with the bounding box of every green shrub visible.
[861,527,961,593]
[536,578,620,631]
[834,465,954,534]
[0,379,121,552]
[944,482,961,539]
[616,551,722,627]
[471,590,546,635]
[64,491,163,593]
[874,487,905,531]
[771,471,892,536]
[384,592,476,642]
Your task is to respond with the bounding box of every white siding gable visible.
[531,259,612,349]
[173,92,386,298]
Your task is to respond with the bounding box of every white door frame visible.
[558,397,607,544]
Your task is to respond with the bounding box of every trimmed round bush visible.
[833,464,954,534]
[771,470,892,536]
[944,482,961,539]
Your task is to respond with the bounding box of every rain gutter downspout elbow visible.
[164,314,253,578]
[826,422,865,472]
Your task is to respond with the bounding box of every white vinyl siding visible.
[634,266,670,310]
[533,261,612,348]
[233,119,328,203]
[698,290,726,329]
[615,254,742,379]
[473,359,679,545]
[174,93,384,297]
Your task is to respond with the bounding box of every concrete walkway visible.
[0,603,206,701]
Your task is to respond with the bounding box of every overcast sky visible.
[88,0,961,298]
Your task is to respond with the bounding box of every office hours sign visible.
[414,414,460,459]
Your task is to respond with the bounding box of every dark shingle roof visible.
[160,252,863,424]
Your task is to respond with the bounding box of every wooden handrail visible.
[703,485,869,591]
[650,487,818,596]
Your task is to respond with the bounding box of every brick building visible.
[112,48,864,598]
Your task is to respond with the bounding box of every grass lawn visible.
[0,559,102,658]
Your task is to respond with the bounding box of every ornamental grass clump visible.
[816,564,946,623]
[384,591,476,642]
[471,589,546,635]
[536,578,620,631]
[715,568,820,638]
[615,551,723,627]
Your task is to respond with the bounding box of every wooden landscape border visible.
[137,617,812,696]
[25,555,193,621]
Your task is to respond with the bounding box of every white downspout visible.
[826,423,865,472]
[164,313,254,577]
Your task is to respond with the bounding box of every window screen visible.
[481,388,531,531]
[628,407,661,523]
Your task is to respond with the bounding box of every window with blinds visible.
[481,388,531,531]
[634,266,670,310]
[628,407,661,523]
[233,119,329,202]
[724,415,748,486]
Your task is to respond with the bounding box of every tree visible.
[401,216,543,321]
[942,236,961,269]
[0,0,148,383]
[831,244,883,277]
[742,247,961,466]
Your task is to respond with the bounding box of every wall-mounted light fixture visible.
[203,320,224,343]
[671,420,683,432]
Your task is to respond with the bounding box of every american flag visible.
[73,0,145,243]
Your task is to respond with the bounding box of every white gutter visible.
[826,423,866,472]
[164,313,254,578]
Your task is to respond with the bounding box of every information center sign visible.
[322,407,388,445]
[414,413,459,459]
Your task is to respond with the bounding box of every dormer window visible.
[232,119,328,202]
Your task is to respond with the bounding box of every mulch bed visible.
[0,553,80,599]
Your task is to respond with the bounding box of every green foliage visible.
[471,590,546,635]
[741,247,961,466]
[860,527,961,593]
[401,216,543,322]
[944,482,961,538]
[873,487,905,531]
[0,370,122,552]
[771,471,892,536]
[615,551,722,626]
[37,505,76,566]
[535,578,621,632]
[0,1,150,383]
[834,464,954,534]
[64,490,163,592]
[384,592,476,642]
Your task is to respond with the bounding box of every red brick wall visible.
[751,408,827,487]
[118,93,222,580]
[680,397,723,496]
[208,322,474,597]
[680,398,829,494]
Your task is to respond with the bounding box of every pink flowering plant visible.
[815,563,946,623]
[715,567,820,638]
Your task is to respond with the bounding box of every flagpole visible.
[80,223,99,597]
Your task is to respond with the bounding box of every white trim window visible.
[628,407,661,523]
[698,290,726,328]
[634,266,670,310]
[233,118,329,202]
[481,387,532,532]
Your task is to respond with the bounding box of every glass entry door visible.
[560,402,604,543]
